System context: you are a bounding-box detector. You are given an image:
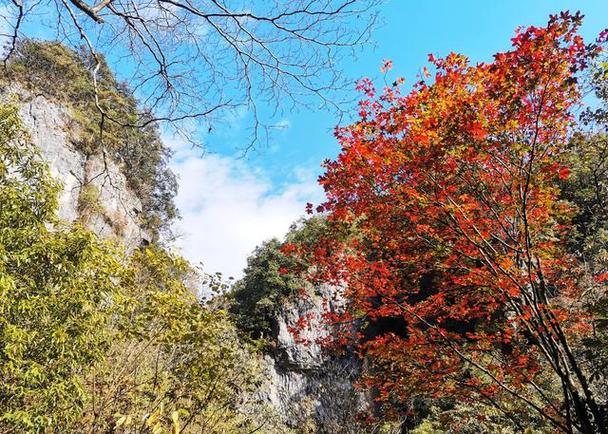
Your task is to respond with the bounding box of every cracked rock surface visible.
[10,89,150,247]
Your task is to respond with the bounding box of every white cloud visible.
[168,138,323,279]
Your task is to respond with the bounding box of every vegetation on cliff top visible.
[1,40,177,238]
[229,217,327,342]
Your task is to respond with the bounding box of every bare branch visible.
[2,0,383,150]
[3,0,24,68]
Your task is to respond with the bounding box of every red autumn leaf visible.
[299,12,604,432]
[558,165,572,180]
[595,272,608,283]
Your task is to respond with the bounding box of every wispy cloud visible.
[168,137,323,279]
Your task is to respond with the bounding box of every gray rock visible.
[6,88,150,247]
[260,284,368,433]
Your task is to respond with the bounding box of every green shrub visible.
[560,59,608,402]
[76,183,102,220]
[229,217,326,341]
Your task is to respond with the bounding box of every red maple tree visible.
[296,12,607,433]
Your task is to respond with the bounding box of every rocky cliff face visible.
[260,284,367,433]
[6,88,150,247]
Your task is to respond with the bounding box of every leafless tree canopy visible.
[0,0,382,147]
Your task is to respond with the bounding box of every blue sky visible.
[172,0,608,278]
[204,0,608,188]
[6,0,608,277]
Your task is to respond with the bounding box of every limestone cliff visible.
[260,284,368,433]
[4,87,150,247]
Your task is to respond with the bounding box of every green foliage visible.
[0,100,60,228]
[284,215,329,246]
[0,103,285,433]
[0,102,121,430]
[561,134,608,268]
[229,238,305,341]
[3,40,177,237]
[229,217,325,341]
[562,59,608,267]
[77,183,103,221]
[561,59,608,401]
[81,247,284,433]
